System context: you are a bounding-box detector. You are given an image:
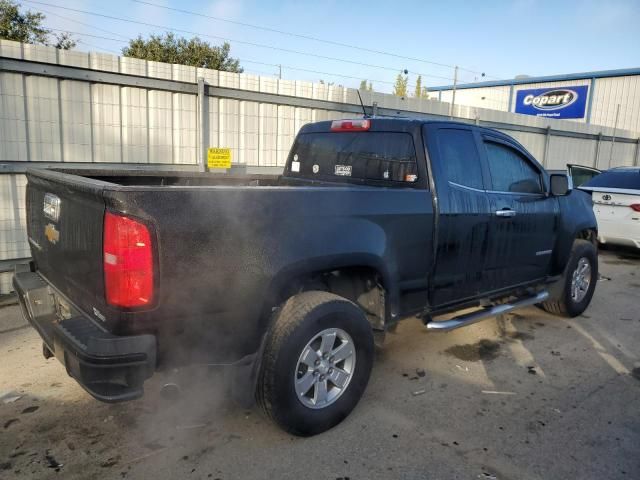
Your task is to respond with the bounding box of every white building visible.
[428,68,640,133]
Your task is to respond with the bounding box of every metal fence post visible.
[197,77,208,172]
[507,84,514,112]
[543,126,551,167]
[634,137,640,166]
[608,104,621,168]
[594,132,602,168]
[585,77,596,124]
[448,66,458,119]
[21,75,31,162]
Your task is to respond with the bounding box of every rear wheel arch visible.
[263,264,390,332]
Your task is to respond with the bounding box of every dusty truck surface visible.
[14,118,598,436]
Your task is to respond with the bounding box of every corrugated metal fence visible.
[1,40,639,293]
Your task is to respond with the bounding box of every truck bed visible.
[25,167,434,366]
[53,168,282,187]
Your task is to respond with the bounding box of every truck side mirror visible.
[550,174,571,196]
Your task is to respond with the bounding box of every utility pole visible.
[608,103,621,168]
[278,64,282,80]
[449,65,458,118]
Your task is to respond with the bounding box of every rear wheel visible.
[256,291,374,436]
[541,239,598,317]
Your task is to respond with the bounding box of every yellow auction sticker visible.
[207,148,232,169]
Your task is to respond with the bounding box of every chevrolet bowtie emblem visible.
[44,223,60,244]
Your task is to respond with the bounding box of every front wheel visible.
[256,291,374,436]
[540,239,598,317]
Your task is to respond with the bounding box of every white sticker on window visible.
[312,164,319,174]
[335,165,352,176]
[291,161,300,172]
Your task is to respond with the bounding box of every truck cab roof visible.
[298,118,519,144]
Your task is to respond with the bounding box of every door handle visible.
[495,208,516,217]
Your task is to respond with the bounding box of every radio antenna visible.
[356,90,369,118]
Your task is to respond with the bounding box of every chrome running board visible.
[426,291,549,332]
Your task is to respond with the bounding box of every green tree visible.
[52,31,76,50]
[414,75,423,97]
[0,0,47,44]
[0,0,75,48]
[359,79,373,91]
[393,73,408,97]
[122,32,242,72]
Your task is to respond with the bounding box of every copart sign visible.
[515,85,588,119]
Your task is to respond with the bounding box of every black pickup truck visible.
[14,118,598,436]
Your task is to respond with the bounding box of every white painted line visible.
[569,321,630,375]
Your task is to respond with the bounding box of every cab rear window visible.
[287,132,418,183]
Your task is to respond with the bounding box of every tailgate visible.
[26,170,108,319]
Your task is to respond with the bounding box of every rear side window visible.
[437,128,484,190]
[287,132,418,183]
[583,169,640,190]
[484,141,542,194]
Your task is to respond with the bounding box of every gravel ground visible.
[1,248,639,480]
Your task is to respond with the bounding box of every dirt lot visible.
[1,248,639,480]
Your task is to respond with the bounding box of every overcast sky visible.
[24,0,640,93]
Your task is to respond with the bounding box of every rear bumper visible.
[596,218,640,248]
[13,270,156,403]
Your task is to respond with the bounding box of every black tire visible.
[256,291,374,436]
[541,239,598,317]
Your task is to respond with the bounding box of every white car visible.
[581,167,640,249]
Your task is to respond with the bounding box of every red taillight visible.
[103,212,154,308]
[630,204,640,212]
[330,119,370,132]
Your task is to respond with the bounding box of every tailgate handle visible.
[495,208,516,218]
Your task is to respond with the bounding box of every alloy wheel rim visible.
[570,257,592,303]
[294,327,356,409]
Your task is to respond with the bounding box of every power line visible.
[239,60,417,87]
[48,28,126,44]
[36,5,129,40]
[23,0,455,82]
[133,0,499,79]
[76,39,121,55]
[48,29,422,89]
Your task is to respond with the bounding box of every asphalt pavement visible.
[1,248,639,480]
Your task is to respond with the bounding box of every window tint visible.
[484,141,542,194]
[583,169,640,190]
[288,132,417,183]
[437,128,484,190]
